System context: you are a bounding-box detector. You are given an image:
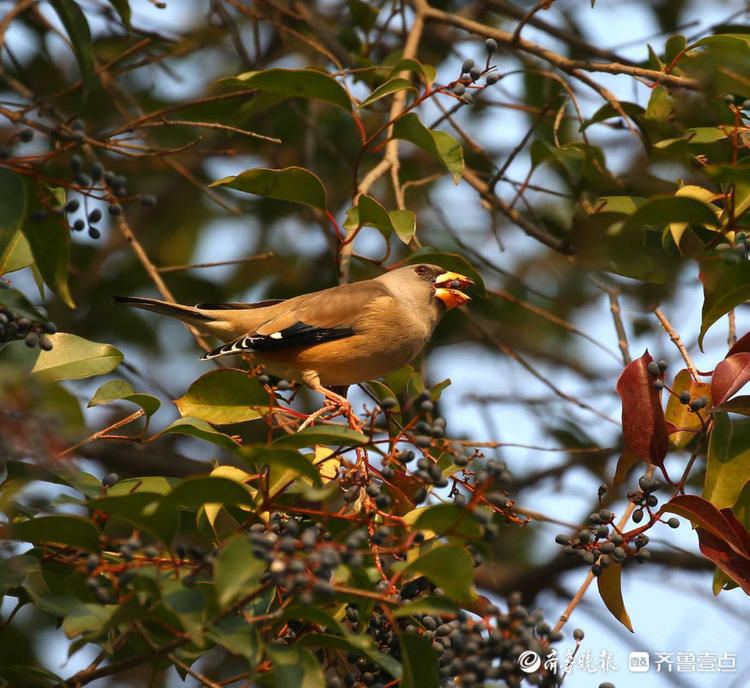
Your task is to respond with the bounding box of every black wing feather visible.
[200,321,355,360]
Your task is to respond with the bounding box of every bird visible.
[114,263,473,404]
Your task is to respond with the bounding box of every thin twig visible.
[653,308,699,380]
[156,252,274,273]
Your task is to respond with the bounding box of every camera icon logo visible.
[629,652,650,672]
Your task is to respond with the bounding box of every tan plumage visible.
[115,264,472,390]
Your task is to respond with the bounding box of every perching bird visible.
[115,264,472,398]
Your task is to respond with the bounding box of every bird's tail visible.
[113,296,212,324]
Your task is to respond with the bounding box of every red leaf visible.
[711,353,750,406]
[720,507,750,556]
[664,495,750,558]
[616,350,668,469]
[696,528,750,595]
[726,331,750,358]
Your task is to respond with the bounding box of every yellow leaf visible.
[597,563,633,632]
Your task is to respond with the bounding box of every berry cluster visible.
[331,592,566,688]
[449,39,501,106]
[0,303,55,350]
[555,504,651,575]
[646,358,668,390]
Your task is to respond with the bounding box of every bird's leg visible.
[299,373,360,431]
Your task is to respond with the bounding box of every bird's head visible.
[385,263,474,310]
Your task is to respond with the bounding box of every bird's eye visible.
[414,265,430,276]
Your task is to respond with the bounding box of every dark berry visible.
[88,208,102,223]
[140,194,157,208]
[39,334,53,351]
[72,219,85,231]
[485,72,500,85]
[667,517,679,529]
[469,66,482,81]
[70,155,83,172]
[19,128,34,142]
[679,390,691,404]
[652,380,664,391]
[88,227,101,239]
[24,332,38,348]
[573,628,584,640]
[485,38,498,54]
[646,361,660,377]
[632,508,644,523]
[380,396,397,410]
[452,82,466,96]
[658,359,668,371]
[102,472,119,487]
[65,199,80,213]
[461,58,475,74]
[108,203,122,216]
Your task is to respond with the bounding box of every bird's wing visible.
[195,299,286,310]
[200,281,395,360]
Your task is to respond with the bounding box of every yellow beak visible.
[433,271,473,309]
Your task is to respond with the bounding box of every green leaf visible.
[299,633,402,679]
[398,632,440,688]
[0,231,34,275]
[87,492,176,543]
[161,578,206,645]
[359,78,414,108]
[215,536,266,609]
[404,544,475,602]
[174,369,271,424]
[665,34,687,64]
[210,166,327,211]
[31,333,123,381]
[530,140,585,183]
[408,503,482,539]
[108,0,131,26]
[22,185,74,308]
[11,515,100,551]
[206,616,261,666]
[387,58,436,85]
[267,645,326,688]
[654,127,729,148]
[63,604,117,639]
[623,197,718,232]
[391,209,417,244]
[703,413,750,509]
[0,168,26,256]
[594,196,644,215]
[391,113,464,183]
[393,596,458,618]
[645,84,673,120]
[48,0,96,97]
[222,68,351,111]
[243,446,323,490]
[699,258,750,349]
[273,425,368,448]
[345,195,417,244]
[580,102,645,131]
[282,606,346,635]
[406,248,486,296]
[162,476,256,512]
[597,563,634,632]
[0,286,47,322]
[363,379,401,412]
[89,379,161,417]
[152,416,241,451]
